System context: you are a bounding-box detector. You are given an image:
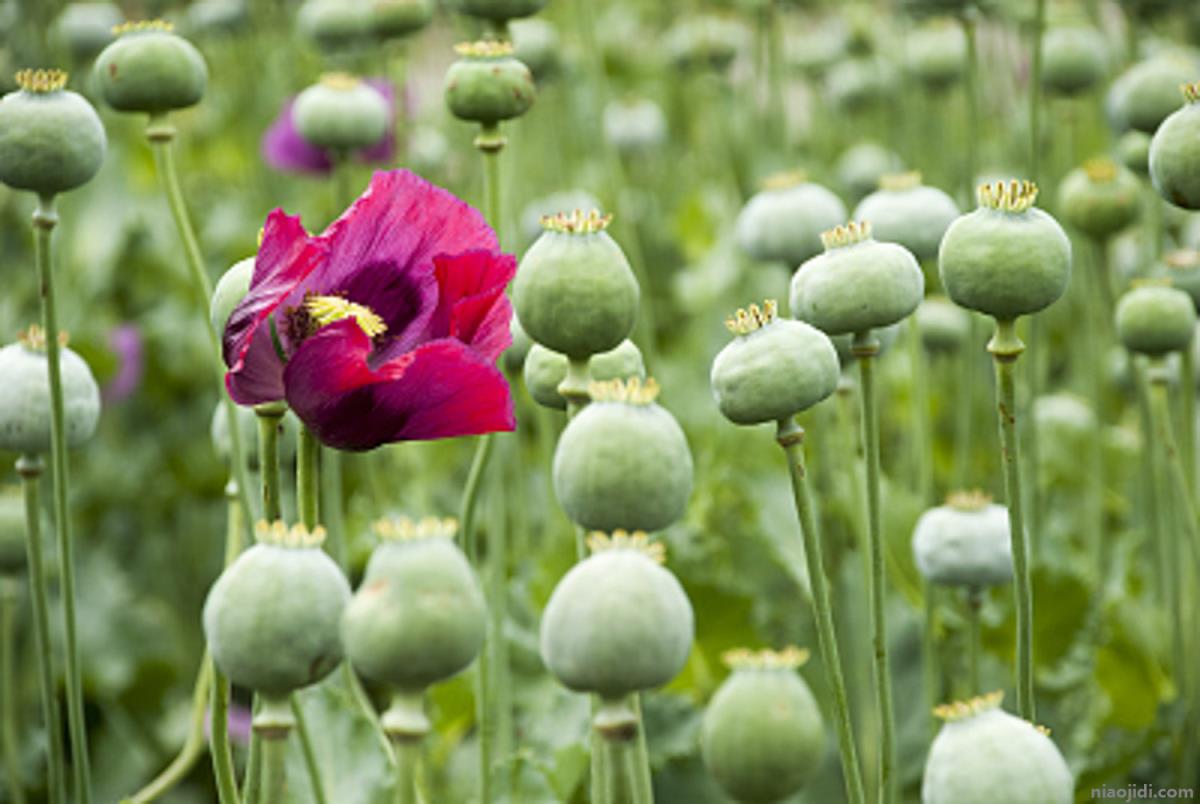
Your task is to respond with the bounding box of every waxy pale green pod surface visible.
[853,175,961,262]
[293,76,390,152]
[210,256,254,336]
[1115,284,1198,356]
[735,179,847,266]
[297,0,372,50]
[0,339,100,455]
[1106,55,1198,134]
[0,72,106,196]
[459,0,547,23]
[1149,87,1200,211]
[1056,160,1142,240]
[912,495,1014,588]
[444,43,536,126]
[524,339,645,411]
[915,295,971,353]
[904,21,965,92]
[94,25,208,113]
[370,0,434,40]
[1039,26,1109,96]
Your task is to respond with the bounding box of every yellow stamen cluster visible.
[17,325,68,350]
[586,529,666,563]
[945,489,992,512]
[1083,158,1118,183]
[255,520,327,548]
[725,300,778,335]
[113,19,174,35]
[14,69,68,93]
[820,221,872,250]
[588,376,660,405]
[454,40,514,58]
[879,171,923,192]
[933,690,1004,721]
[1130,277,1173,290]
[1183,82,1200,104]
[1035,724,1052,736]
[373,516,458,542]
[977,179,1038,213]
[723,646,810,670]
[305,295,388,338]
[540,209,613,234]
[1164,249,1200,271]
[761,170,807,191]
[319,72,362,91]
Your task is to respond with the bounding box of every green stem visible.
[382,693,429,804]
[961,9,980,199]
[291,695,329,804]
[1,578,26,804]
[256,404,286,522]
[212,482,242,804]
[1029,0,1047,183]
[988,319,1035,721]
[852,333,897,804]
[260,737,288,804]
[344,664,396,767]
[16,455,64,804]
[777,419,867,804]
[908,318,934,503]
[298,426,320,530]
[320,448,346,568]
[33,195,91,803]
[242,712,262,804]
[1181,342,1196,496]
[965,588,982,697]
[922,582,941,732]
[393,740,420,804]
[126,660,213,803]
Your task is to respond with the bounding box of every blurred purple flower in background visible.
[102,324,144,404]
[205,701,252,745]
[261,79,397,175]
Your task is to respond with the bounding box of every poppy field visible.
[2,0,1200,802]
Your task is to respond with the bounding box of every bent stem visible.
[33,195,91,803]
[851,331,897,804]
[1,578,26,804]
[988,319,1035,721]
[126,660,214,804]
[777,419,866,804]
[16,455,64,804]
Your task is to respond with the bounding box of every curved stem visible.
[291,695,329,804]
[988,319,1035,721]
[33,195,91,803]
[965,588,982,697]
[777,419,867,804]
[211,481,243,804]
[1,578,27,804]
[297,426,320,531]
[16,455,64,804]
[126,660,213,803]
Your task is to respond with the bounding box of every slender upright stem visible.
[961,9,980,199]
[256,403,286,522]
[393,740,420,804]
[965,588,982,697]
[211,481,243,804]
[1029,0,1047,184]
[320,448,346,567]
[908,320,933,502]
[1,578,26,804]
[1181,344,1197,496]
[16,455,64,804]
[922,582,941,731]
[126,660,213,803]
[297,426,320,530]
[852,333,897,804]
[383,693,430,804]
[777,419,866,804]
[242,716,262,804]
[460,432,495,801]
[291,695,329,804]
[988,319,1035,721]
[33,195,91,803]
[260,737,288,804]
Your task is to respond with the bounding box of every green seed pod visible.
[0,328,100,455]
[512,19,561,82]
[513,211,639,360]
[701,648,826,804]
[503,316,533,375]
[1056,158,1142,240]
[912,491,1013,589]
[211,256,254,335]
[539,532,693,701]
[939,180,1072,320]
[664,17,748,73]
[203,522,350,698]
[370,0,433,40]
[519,190,601,246]
[52,3,122,61]
[604,98,668,155]
[836,142,904,202]
[1115,282,1197,356]
[293,74,389,154]
[923,692,1073,804]
[297,0,371,50]
[711,300,839,425]
[1156,249,1200,310]
[444,41,536,126]
[791,222,924,336]
[1117,130,1152,176]
[524,340,645,411]
[210,400,258,469]
[916,296,971,353]
[853,172,960,262]
[0,488,25,576]
[1106,54,1198,134]
[735,173,848,266]
[553,379,692,532]
[905,21,965,92]
[184,0,250,37]
[1034,393,1096,444]
[826,58,894,114]
[831,321,903,367]
[0,70,106,197]
[1149,83,1200,211]
[94,21,208,113]
[1040,26,1108,96]
[459,0,546,23]
[342,518,485,691]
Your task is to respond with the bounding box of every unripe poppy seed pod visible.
[293,74,390,153]
[836,142,904,202]
[922,692,1073,804]
[211,256,254,335]
[512,19,561,82]
[524,339,645,411]
[0,327,100,455]
[444,41,535,126]
[459,0,547,23]
[735,172,848,266]
[371,0,433,40]
[94,21,208,113]
[553,378,693,533]
[1040,26,1109,96]
[710,300,840,425]
[904,21,966,92]
[853,172,960,262]
[1156,249,1200,310]
[1149,82,1200,210]
[1056,158,1141,240]
[1118,131,1152,176]
[911,491,1013,589]
[916,296,971,353]
[503,317,533,375]
[1106,55,1197,134]
[1115,282,1197,356]
[938,180,1071,320]
[52,3,121,61]
[297,0,371,50]
[0,69,106,197]
[791,221,925,336]
[513,210,639,360]
[701,648,826,804]
[0,489,25,575]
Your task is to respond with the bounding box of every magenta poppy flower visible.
[261,79,398,175]
[223,170,516,451]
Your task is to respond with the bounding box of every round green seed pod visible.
[210,400,258,469]
[701,648,826,804]
[503,316,533,375]
[711,301,839,425]
[203,523,350,698]
[211,256,253,335]
[1118,131,1152,176]
[524,340,646,411]
[293,74,389,154]
[512,19,561,82]
[444,41,535,126]
[1149,84,1200,211]
[0,70,106,197]
[1156,249,1200,310]
[370,0,433,40]
[923,693,1074,804]
[1034,393,1096,444]
[553,379,692,532]
[1056,158,1142,240]
[916,296,971,353]
[791,222,924,336]
[826,58,893,114]
[905,21,966,92]
[459,0,546,23]
[0,329,100,455]
[94,22,208,113]
[735,174,848,266]
[1116,282,1197,356]
[831,321,903,367]
[297,0,371,50]
[836,142,904,202]
[342,519,485,692]
[853,172,960,262]
[0,488,25,576]
[912,491,1013,589]
[1040,26,1108,96]
[939,180,1072,320]
[513,211,639,360]
[539,533,693,700]
[1106,54,1198,134]
[664,17,748,73]
[184,1,250,36]
[52,3,122,61]
[604,98,668,155]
